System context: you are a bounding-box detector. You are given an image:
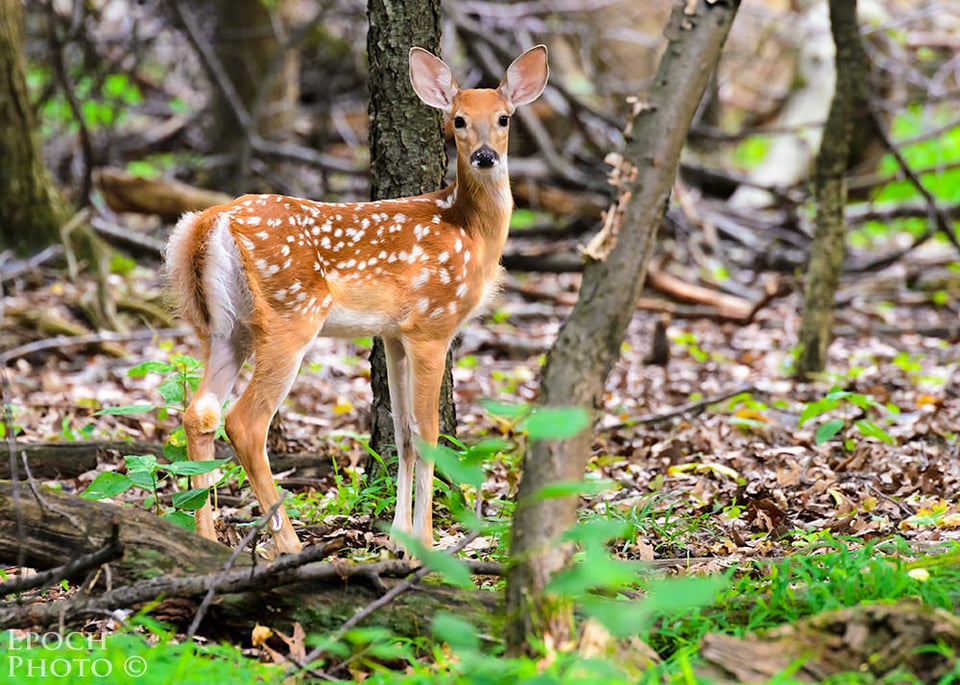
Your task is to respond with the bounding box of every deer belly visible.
[320,303,396,338]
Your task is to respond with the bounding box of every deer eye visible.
[498,115,510,127]
[453,116,466,129]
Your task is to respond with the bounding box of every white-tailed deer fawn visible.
[165,45,548,555]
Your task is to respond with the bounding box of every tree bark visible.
[0,0,72,254]
[795,0,868,377]
[505,0,740,654]
[0,481,233,584]
[365,0,456,480]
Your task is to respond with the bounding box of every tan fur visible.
[167,46,549,555]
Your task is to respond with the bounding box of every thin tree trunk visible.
[0,0,72,254]
[505,0,740,654]
[365,0,456,481]
[795,0,868,377]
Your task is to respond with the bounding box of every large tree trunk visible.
[505,0,740,654]
[365,0,456,481]
[0,0,72,254]
[795,0,868,377]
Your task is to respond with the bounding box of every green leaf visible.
[171,488,210,511]
[163,510,195,530]
[855,419,895,445]
[799,397,836,426]
[581,596,649,638]
[126,361,173,377]
[641,574,726,617]
[815,418,845,444]
[562,518,631,545]
[127,469,157,489]
[81,471,133,500]
[521,407,591,441]
[157,377,185,406]
[163,439,187,462]
[423,443,485,489]
[95,404,156,416]
[163,458,231,476]
[480,399,530,420]
[432,612,480,654]
[124,454,159,473]
[584,574,724,639]
[391,531,474,589]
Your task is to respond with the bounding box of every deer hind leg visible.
[407,338,448,549]
[384,337,414,542]
[224,332,315,555]
[183,335,246,542]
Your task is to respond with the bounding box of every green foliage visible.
[84,355,219,529]
[648,535,960,664]
[733,135,773,169]
[850,106,960,247]
[288,438,394,522]
[0,628,278,684]
[29,65,144,137]
[798,387,898,449]
[81,453,228,530]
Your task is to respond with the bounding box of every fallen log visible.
[0,480,232,582]
[3,441,337,480]
[0,481,497,636]
[93,167,231,221]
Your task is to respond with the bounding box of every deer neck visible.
[449,155,514,274]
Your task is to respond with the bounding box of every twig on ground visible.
[292,531,481,676]
[0,245,65,284]
[186,494,289,638]
[602,383,758,432]
[0,327,190,366]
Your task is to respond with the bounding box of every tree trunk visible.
[205,0,300,190]
[505,0,740,654]
[795,0,868,377]
[0,0,72,254]
[365,0,456,481]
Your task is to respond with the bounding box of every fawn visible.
[165,45,549,555]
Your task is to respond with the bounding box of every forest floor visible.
[6,238,960,568]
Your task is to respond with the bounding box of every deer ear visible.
[499,45,549,109]
[409,47,459,113]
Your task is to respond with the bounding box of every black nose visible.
[471,146,499,169]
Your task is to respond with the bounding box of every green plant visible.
[80,453,228,530]
[798,387,899,448]
[82,355,221,529]
[288,437,394,524]
[0,622,280,684]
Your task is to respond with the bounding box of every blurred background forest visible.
[4,0,960,681]
[4,0,960,339]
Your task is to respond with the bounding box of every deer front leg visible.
[407,339,447,549]
[384,338,414,541]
